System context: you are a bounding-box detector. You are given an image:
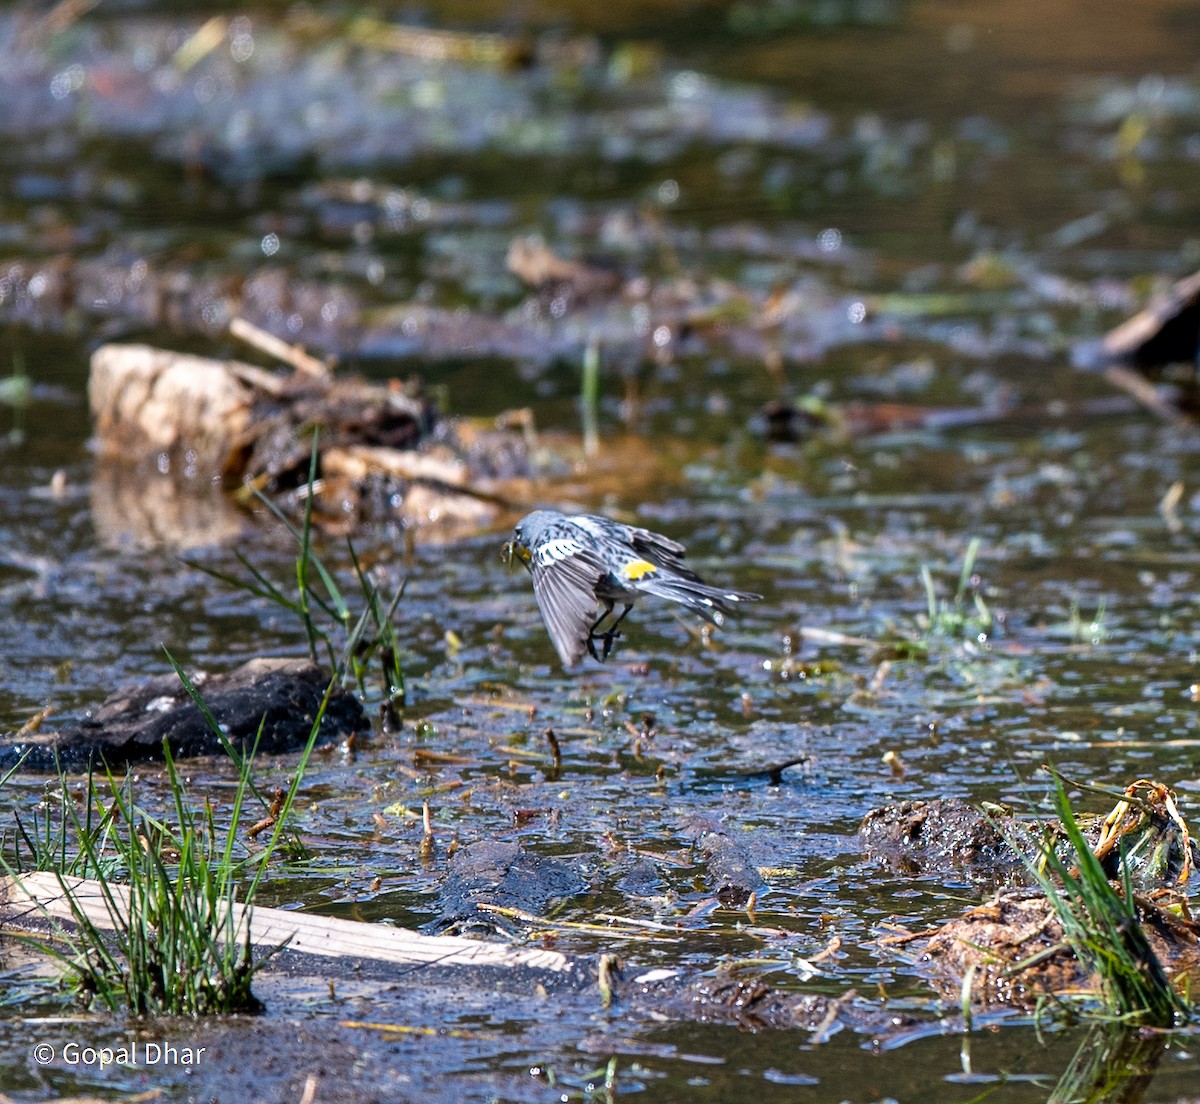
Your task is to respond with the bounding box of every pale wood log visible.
[1,872,572,974]
[88,343,254,469]
[324,444,468,486]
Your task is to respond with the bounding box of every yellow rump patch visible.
[620,559,658,580]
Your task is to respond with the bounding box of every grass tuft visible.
[1,441,353,1013]
[184,429,406,718]
[3,676,327,1014]
[920,536,992,644]
[1028,776,1191,1025]
[581,335,601,459]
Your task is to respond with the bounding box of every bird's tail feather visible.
[637,575,760,623]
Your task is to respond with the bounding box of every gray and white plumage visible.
[505,509,761,666]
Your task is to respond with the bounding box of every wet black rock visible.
[1,658,364,770]
[858,798,1028,882]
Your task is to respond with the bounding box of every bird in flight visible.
[504,509,761,666]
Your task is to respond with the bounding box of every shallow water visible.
[2,1,1200,1101]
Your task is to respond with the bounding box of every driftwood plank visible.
[1,872,572,974]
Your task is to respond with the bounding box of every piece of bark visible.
[229,316,330,377]
[86,342,524,539]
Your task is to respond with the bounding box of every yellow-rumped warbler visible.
[504,509,761,666]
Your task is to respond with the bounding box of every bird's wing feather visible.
[530,543,607,667]
[623,525,687,562]
[625,528,707,582]
[572,515,686,564]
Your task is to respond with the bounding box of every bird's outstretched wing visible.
[529,538,607,666]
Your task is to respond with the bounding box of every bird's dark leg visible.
[586,601,615,661]
[588,602,633,661]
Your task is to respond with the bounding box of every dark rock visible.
[859,798,1028,882]
[2,657,364,770]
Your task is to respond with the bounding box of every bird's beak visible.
[502,541,531,570]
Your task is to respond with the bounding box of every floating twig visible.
[229,316,331,378]
[598,953,619,1009]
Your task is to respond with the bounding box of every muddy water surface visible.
[2,1,1200,1101]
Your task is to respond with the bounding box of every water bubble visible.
[817,227,842,253]
[412,80,444,109]
[201,300,228,327]
[944,23,975,52]
[670,71,707,100]
[260,233,280,256]
[50,65,85,100]
[193,76,217,104]
[657,179,680,204]
[230,31,254,63]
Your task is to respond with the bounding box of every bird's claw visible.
[587,628,621,662]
